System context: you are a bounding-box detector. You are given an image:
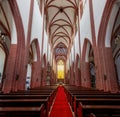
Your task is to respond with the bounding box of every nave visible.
[0,0,120,116]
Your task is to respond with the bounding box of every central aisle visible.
[49,86,73,117]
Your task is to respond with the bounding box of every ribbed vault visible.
[45,0,78,62]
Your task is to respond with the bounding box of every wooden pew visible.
[64,86,120,108]
[0,98,48,106]
[0,94,51,99]
[0,94,52,109]
[0,98,49,115]
[8,86,58,105]
[73,98,120,116]
[0,85,58,117]
[71,94,120,109]
[77,102,120,117]
[63,85,120,117]
[63,86,113,104]
[0,104,45,117]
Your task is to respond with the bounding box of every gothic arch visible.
[111,12,120,89]
[97,0,119,92]
[0,22,11,90]
[98,0,116,47]
[81,38,94,88]
[31,39,41,62]
[26,39,41,89]
[2,0,26,93]
[82,39,92,61]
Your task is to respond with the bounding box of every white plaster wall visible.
[31,0,43,55]
[17,0,30,44]
[2,1,17,44]
[85,42,90,62]
[92,0,106,44]
[68,45,74,66]
[105,4,119,47]
[69,52,72,67]
[74,31,80,56]
[26,64,31,78]
[32,42,37,62]
[0,48,5,83]
[71,45,74,62]
[43,30,48,56]
[80,0,92,53]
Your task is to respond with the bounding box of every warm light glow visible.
[57,60,64,79]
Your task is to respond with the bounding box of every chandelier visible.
[115,35,120,45]
[0,30,6,43]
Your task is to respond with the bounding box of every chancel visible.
[0,0,120,117]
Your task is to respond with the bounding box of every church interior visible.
[0,0,120,117]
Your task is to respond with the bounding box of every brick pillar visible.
[69,67,71,85]
[81,61,91,88]
[70,68,75,85]
[30,61,41,88]
[75,68,78,86]
[12,49,26,92]
[78,68,81,86]
[103,47,119,92]
[75,68,81,86]
[73,71,75,85]
[94,47,119,92]
[69,67,73,85]
[2,45,17,93]
[50,70,53,85]
[93,47,104,90]
[41,67,47,86]
[50,74,54,85]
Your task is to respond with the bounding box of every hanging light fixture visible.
[115,35,120,45]
[0,30,6,43]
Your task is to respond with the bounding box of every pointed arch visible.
[98,0,115,47]
[82,38,92,61]
[27,38,41,89]
[81,38,93,88]
[0,22,11,90]
[31,39,41,62]
[97,0,119,92]
[2,0,26,93]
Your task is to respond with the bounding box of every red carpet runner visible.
[49,86,73,117]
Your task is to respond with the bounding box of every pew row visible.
[0,85,58,117]
[77,102,120,117]
[63,85,120,117]
[0,104,45,117]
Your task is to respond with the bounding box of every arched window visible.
[57,60,64,79]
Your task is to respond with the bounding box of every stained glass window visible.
[57,60,64,79]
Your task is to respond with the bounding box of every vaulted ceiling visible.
[45,0,79,62]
